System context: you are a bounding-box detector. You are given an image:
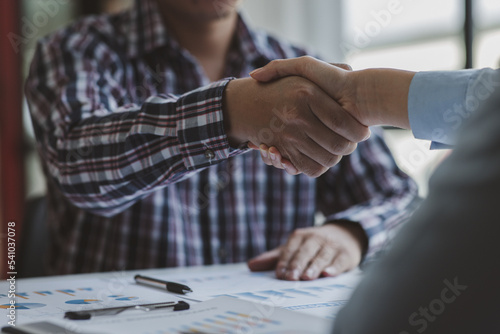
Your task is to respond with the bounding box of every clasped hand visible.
[223,64,370,177]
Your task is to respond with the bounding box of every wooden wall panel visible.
[0,0,24,279]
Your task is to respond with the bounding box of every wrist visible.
[353,68,415,129]
[325,219,369,258]
[350,69,385,127]
[222,78,251,147]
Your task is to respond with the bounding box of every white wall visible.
[241,0,345,62]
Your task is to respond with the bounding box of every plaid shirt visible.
[26,0,417,275]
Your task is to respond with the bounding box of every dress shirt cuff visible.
[408,70,479,148]
[176,79,234,170]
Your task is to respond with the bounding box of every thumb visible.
[330,63,353,71]
[249,57,308,82]
[250,57,349,104]
[250,57,352,82]
[247,248,280,271]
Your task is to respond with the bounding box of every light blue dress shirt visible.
[408,68,500,148]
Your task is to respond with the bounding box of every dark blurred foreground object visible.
[333,75,500,334]
[18,197,48,278]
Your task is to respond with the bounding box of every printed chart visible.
[47,296,332,334]
[0,276,178,325]
[148,265,362,319]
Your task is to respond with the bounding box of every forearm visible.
[28,80,238,217]
[350,68,415,129]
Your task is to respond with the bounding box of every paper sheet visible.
[139,263,362,320]
[0,274,181,325]
[45,296,332,334]
[0,263,362,329]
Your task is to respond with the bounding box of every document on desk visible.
[145,263,363,320]
[0,275,179,325]
[31,296,331,334]
[0,263,362,329]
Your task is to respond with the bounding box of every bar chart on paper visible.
[146,264,363,319]
[167,310,283,334]
[211,284,353,319]
[64,296,332,334]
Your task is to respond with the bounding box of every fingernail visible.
[270,152,276,161]
[278,267,286,278]
[305,268,316,279]
[289,269,300,281]
[260,149,268,158]
[324,267,338,276]
[249,68,263,76]
[282,162,297,175]
[363,129,372,141]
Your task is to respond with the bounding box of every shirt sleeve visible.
[317,128,418,260]
[408,68,500,148]
[25,35,242,218]
[333,71,500,334]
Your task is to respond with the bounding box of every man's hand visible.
[250,56,415,129]
[247,142,300,175]
[247,223,367,280]
[249,56,365,123]
[223,76,370,177]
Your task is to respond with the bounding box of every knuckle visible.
[268,59,281,67]
[330,139,351,155]
[307,166,328,178]
[325,246,340,258]
[344,142,357,155]
[298,55,315,72]
[300,55,315,62]
[316,251,332,263]
[293,83,316,100]
[289,257,306,270]
[290,229,303,239]
[279,249,293,262]
[324,111,345,132]
[333,254,349,271]
[333,113,346,130]
[335,63,353,71]
[277,259,287,267]
[351,126,370,143]
[323,154,342,168]
[360,127,371,141]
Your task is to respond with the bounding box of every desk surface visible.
[1,263,362,333]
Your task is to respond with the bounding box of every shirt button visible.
[204,149,215,160]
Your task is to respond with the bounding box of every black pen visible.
[134,274,193,294]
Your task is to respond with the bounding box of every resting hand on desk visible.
[247,223,366,280]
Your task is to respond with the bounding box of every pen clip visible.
[64,301,189,320]
[135,301,189,312]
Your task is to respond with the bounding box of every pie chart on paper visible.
[0,303,46,309]
[65,299,101,304]
[115,296,139,301]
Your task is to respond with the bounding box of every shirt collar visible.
[125,0,272,66]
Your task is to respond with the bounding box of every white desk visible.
[1,263,362,333]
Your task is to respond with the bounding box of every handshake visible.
[223,56,415,177]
